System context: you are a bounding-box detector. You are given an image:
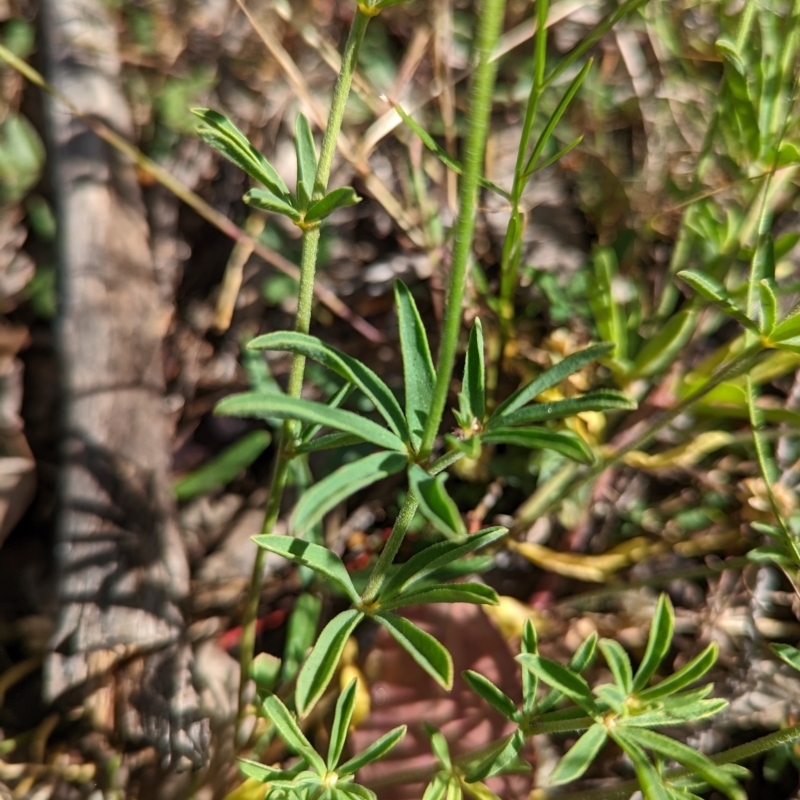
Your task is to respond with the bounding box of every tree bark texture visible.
[41,0,209,769]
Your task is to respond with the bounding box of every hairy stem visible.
[236,10,371,735]
[418,0,506,461]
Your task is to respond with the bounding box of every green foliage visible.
[183,0,800,797]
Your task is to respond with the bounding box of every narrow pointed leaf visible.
[481,427,595,464]
[216,391,406,452]
[328,679,358,769]
[378,526,507,600]
[376,612,453,688]
[461,319,486,422]
[631,728,745,800]
[517,655,598,715]
[521,619,538,715]
[425,724,452,769]
[237,757,284,783]
[550,724,607,784]
[305,186,361,223]
[408,464,467,539]
[493,390,636,428]
[391,102,511,200]
[524,58,593,176]
[633,594,674,692]
[599,639,633,694]
[262,693,326,772]
[395,280,436,449]
[282,593,322,683]
[248,331,408,440]
[533,134,584,172]
[771,643,800,672]
[380,582,498,611]
[678,270,759,333]
[295,432,363,454]
[192,108,290,197]
[291,452,407,535]
[588,248,627,361]
[295,113,317,208]
[492,343,613,420]
[422,774,449,800]
[463,731,525,783]
[253,534,360,604]
[612,730,670,800]
[759,279,778,336]
[245,188,300,219]
[773,305,800,341]
[338,726,407,776]
[463,670,519,721]
[638,643,718,702]
[173,429,271,500]
[296,610,364,716]
[630,310,698,379]
[536,631,599,714]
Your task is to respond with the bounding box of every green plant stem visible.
[361,492,419,604]
[512,342,766,533]
[418,0,506,462]
[235,12,371,735]
[314,9,370,196]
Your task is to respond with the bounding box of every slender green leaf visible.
[395,281,436,449]
[422,724,451,770]
[517,655,598,715]
[378,526,507,600]
[381,582,498,611]
[481,427,595,465]
[299,382,354,444]
[631,728,745,800]
[588,248,627,361]
[391,102,511,200]
[282,593,322,683]
[536,631,599,714]
[173,430,271,500]
[295,113,317,209]
[771,643,800,672]
[463,670,519,721]
[216,391,406,452]
[594,683,627,712]
[775,232,800,259]
[262,693,326,772]
[633,594,674,693]
[533,134,584,173]
[328,679,358,769]
[492,343,613,420]
[376,612,453,688]
[254,535,359,604]
[422,773,449,800]
[192,108,290,197]
[524,58,593,176]
[341,784,378,800]
[638,643,718,702]
[599,639,633,694]
[338,725,407,776]
[463,731,525,783]
[237,757,283,783]
[292,451,407,535]
[759,279,778,336]
[550,724,607,784]
[612,730,670,800]
[677,270,759,333]
[295,432,364,455]
[521,619,538,715]
[773,306,800,341]
[630,310,698,379]
[408,464,467,539]
[250,653,281,697]
[461,319,486,422]
[244,188,300,219]
[491,390,635,428]
[305,186,361,223]
[248,331,408,441]
[296,610,364,716]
